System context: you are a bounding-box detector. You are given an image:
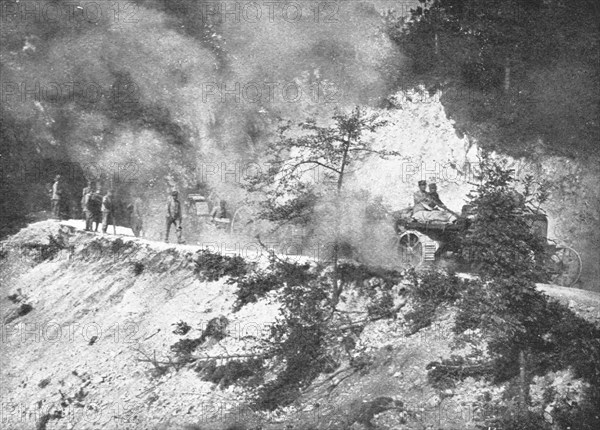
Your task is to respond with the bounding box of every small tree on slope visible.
[246,106,402,306]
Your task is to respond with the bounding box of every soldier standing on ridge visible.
[81,180,93,219]
[82,188,94,231]
[51,175,63,219]
[101,189,115,234]
[165,190,182,243]
[128,196,144,238]
[89,186,103,232]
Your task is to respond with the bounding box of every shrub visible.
[459,156,549,283]
[231,269,282,312]
[553,385,600,430]
[21,234,68,262]
[486,409,551,430]
[404,269,464,333]
[170,316,230,361]
[172,320,191,335]
[253,277,334,410]
[170,338,203,360]
[198,358,264,388]
[194,250,248,282]
[339,263,404,319]
[132,261,144,276]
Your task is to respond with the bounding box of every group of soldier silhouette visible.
[50,175,230,244]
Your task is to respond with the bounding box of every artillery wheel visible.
[230,205,256,237]
[396,230,441,267]
[397,231,425,267]
[547,246,582,287]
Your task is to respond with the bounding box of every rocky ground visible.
[1,220,598,430]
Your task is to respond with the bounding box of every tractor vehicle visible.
[393,207,582,287]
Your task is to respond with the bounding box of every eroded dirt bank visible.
[1,221,598,430]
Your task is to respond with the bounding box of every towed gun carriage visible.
[393,206,582,288]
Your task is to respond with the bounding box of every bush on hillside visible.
[423,158,600,426]
[194,250,249,282]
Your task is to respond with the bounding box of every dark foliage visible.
[172,320,191,335]
[198,358,264,388]
[170,338,203,360]
[170,316,229,360]
[36,411,63,430]
[254,275,334,410]
[429,273,600,426]
[553,385,600,430]
[232,255,316,311]
[20,234,68,263]
[233,259,409,411]
[232,269,281,311]
[7,294,21,303]
[404,269,465,333]
[6,303,34,324]
[460,157,550,282]
[488,410,552,430]
[132,261,144,276]
[417,160,600,426]
[194,250,248,282]
[201,316,229,342]
[388,0,599,158]
[110,238,128,255]
[339,263,404,319]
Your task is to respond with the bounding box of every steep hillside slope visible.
[1,221,598,430]
[1,221,280,430]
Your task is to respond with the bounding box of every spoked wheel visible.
[212,217,232,232]
[397,231,424,267]
[547,246,582,287]
[230,205,256,237]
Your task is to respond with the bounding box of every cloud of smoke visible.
[1,0,408,232]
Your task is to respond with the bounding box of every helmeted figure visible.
[210,199,228,221]
[428,183,444,208]
[165,191,182,243]
[411,180,456,223]
[87,187,103,232]
[128,197,144,238]
[82,188,94,231]
[51,175,63,219]
[101,190,115,234]
[210,199,230,231]
[81,180,93,215]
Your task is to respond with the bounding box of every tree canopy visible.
[246,106,399,225]
[388,0,599,158]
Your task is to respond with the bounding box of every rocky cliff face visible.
[1,221,598,430]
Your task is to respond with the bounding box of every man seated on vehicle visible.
[430,183,461,220]
[210,200,230,231]
[211,200,229,222]
[428,183,444,208]
[412,180,456,223]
